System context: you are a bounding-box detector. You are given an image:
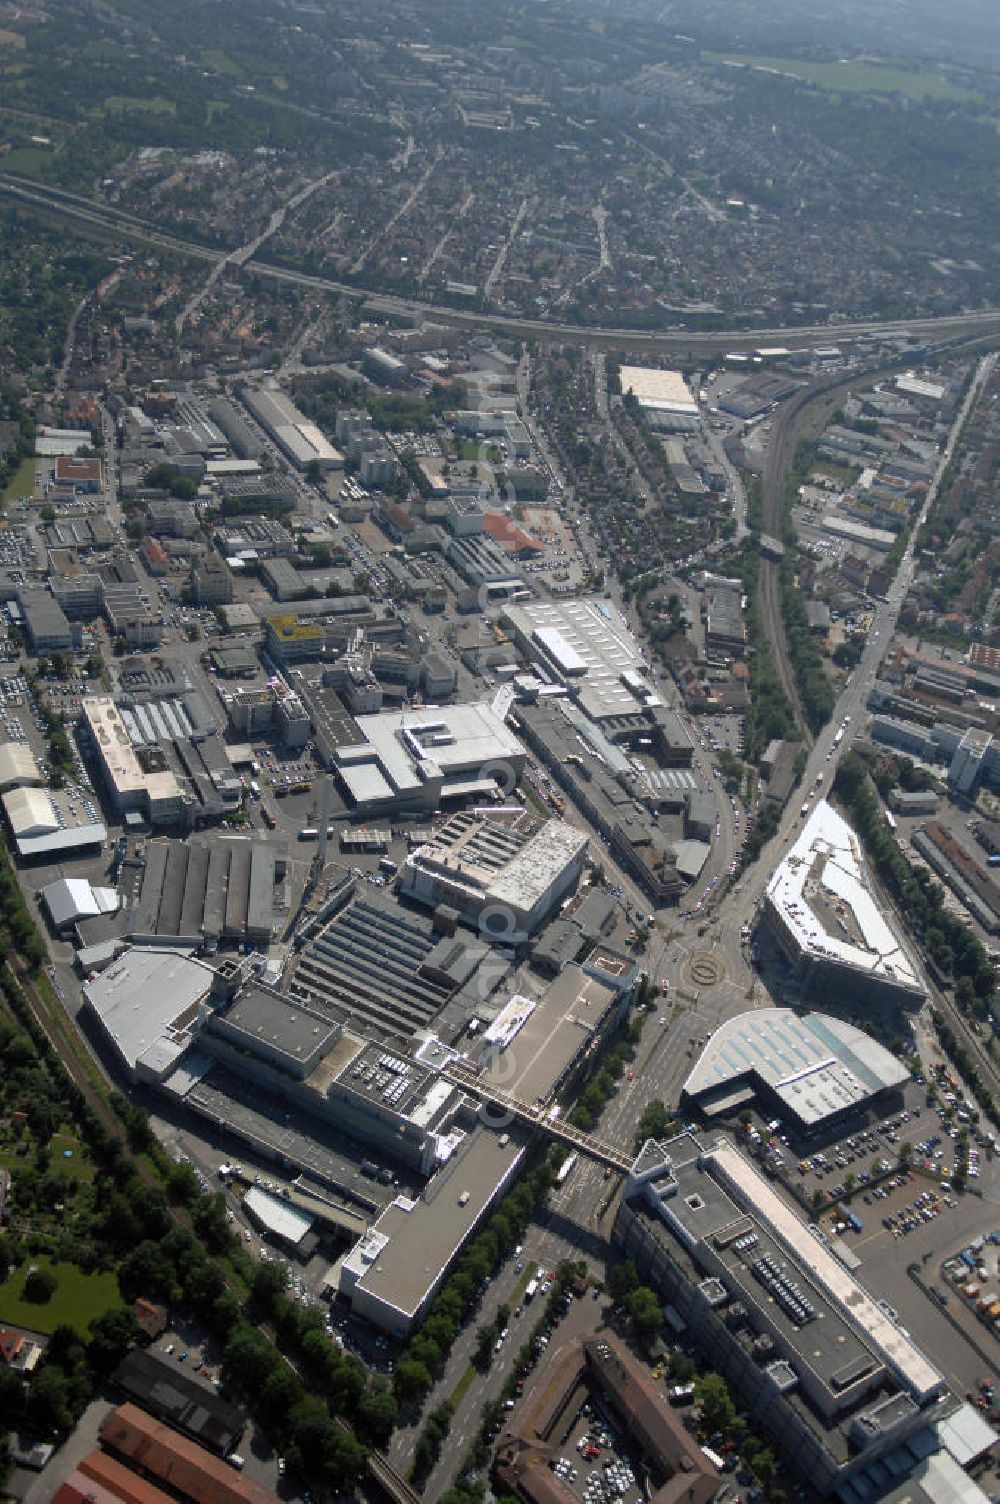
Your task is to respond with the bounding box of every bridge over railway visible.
[443,1060,636,1175]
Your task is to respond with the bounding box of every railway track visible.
[755,335,995,743]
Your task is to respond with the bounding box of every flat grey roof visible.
[84,948,215,1073]
[20,589,70,639]
[632,1134,941,1408]
[477,963,620,1106]
[215,987,339,1066]
[349,1127,525,1317]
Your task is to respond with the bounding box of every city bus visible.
[555,1152,578,1185]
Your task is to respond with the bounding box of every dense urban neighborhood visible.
[0,3,1000,1504]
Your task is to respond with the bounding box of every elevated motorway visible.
[443,1060,635,1175]
[5,171,1000,355]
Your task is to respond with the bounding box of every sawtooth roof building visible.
[760,801,925,1010]
[289,884,498,1044]
[241,386,343,472]
[127,837,288,950]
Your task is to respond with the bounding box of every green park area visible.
[1,147,57,176]
[0,1255,120,1336]
[1,457,36,504]
[458,440,501,463]
[102,95,177,117]
[0,1131,92,1184]
[711,54,975,102]
[199,47,243,76]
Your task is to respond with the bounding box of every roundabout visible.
[686,950,725,989]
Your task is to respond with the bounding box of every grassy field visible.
[811,459,862,487]
[0,1133,92,1181]
[200,48,243,77]
[2,457,36,503]
[458,440,501,462]
[49,1131,95,1183]
[0,1255,120,1336]
[710,53,975,102]
[103,95,176,116]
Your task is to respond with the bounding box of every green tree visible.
[259,1366,302,1428]
[249,1260,288,1312]
[23,1267,57,1304]
[635,1098,673,1148]
[695,1372,737,1434]
[955,976,976,1011]
[0,1232,22,1280]
[26,1364,72,1431]
[357,1384,398,1447]
[473,1323,496,1369]
[422,1312,457,1352]
[165,1161,199,1206]
[606,1260,639,1305]
[222,1323,282,1396]
[393,1356,432,1402]
[626,1285,663,1336]
[86,1306,139,1374]
[117,1240,176,1303]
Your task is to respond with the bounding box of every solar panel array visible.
[350,1051,413,1105]
[751,1255,817,1327]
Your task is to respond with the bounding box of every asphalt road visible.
[729,349,997,941]
[758,360,908,737]
[392,954,764,1502]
